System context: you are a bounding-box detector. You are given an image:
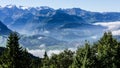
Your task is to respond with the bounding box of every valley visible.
[0,5,120,57]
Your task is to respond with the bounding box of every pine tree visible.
[2,32,23,68]
[22,49,32,68]
[58,49,74,68]
[96,32,119,68]
[42,51,49,68]
[0,32,32,68]
[49,54,58,68]
[73,42,96,68]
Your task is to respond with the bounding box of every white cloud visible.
[28,49,63,58]
[68,48,77,52]
[47,50,63,57]
[39,44,46,48]
[28,47,77,58]
[94,21,120,30]
[28,49,45,58]
[94,21,120,36]
[112,30,120,36]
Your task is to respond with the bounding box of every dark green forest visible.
[0,32,120,68]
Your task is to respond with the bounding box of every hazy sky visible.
[0,0,120,12]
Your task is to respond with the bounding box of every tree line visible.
[0,32,120,68]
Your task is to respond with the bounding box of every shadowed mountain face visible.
[0,21,12,35]
[41,10,87,30]
[0,21,12,46]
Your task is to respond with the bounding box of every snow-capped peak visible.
[19,6,30,10]
[36,6,53,10]
[5,5,16,8]
[40,6,51,9]
[3,5,30,10]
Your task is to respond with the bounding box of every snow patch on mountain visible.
[90,35,98,39]
[6,5,15,8]
[38,36,43,40]
[19,6,29,10]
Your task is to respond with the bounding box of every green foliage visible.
[72,42,96,68]
[0,32,33,68]
[96,32,119,68]
[47,49,74,68]
[0,31,120,68]
[72,32,120,68]
[41,51,50,68]
[22,49,32,68]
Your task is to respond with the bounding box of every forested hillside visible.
[0,32,120,68]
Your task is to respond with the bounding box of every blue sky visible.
[0,0,120,12]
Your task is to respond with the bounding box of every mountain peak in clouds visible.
[39,6,53,9]
[5,5,17,8]
[2,5,53,10]
[19,6,29,10]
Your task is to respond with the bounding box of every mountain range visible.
[0,5,120,32]
[0,5,120,49]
